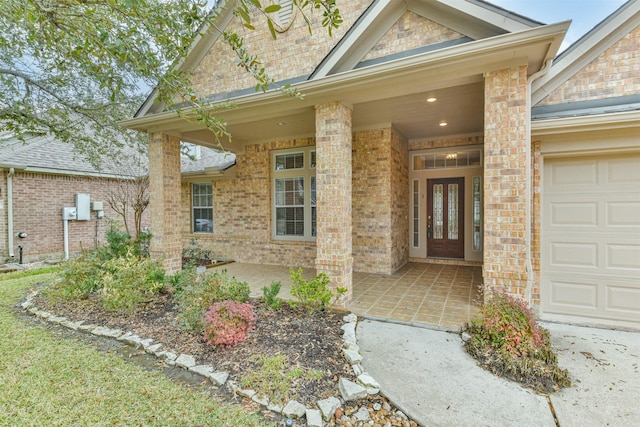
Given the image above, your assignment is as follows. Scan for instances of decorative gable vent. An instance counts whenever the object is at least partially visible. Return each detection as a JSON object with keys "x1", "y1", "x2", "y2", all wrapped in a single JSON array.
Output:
[{"x1": 275, "y1": 0, "x2": 294, "y2": 31}]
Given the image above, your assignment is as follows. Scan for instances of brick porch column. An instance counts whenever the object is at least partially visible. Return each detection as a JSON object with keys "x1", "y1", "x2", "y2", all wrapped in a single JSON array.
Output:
[
  {"x1": 315, "y1": 101, "x2": 353, "y2": 307},
  {"x1": 148, "y1": 132, "x2": 182, "y2": 273},
  {"x1": 483, "y1": 65, "x2": 529, "y2": 298}
]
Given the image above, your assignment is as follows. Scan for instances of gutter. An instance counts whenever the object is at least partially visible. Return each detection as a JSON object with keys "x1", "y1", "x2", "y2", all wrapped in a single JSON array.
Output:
[
  {"x1": 122, "y1": 21, "x2": 570, "y2": 131},
  {"x1": 7, "y1": 168, "x2": 15, "y2": 258},
  {"x1": 525, "y1": 59, "x2": 553, "y2": 305}
]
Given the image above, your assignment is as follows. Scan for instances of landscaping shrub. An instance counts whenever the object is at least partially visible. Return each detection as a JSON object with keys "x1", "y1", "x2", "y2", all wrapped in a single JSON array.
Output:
[
  {"x1": 262, "y1": 280, "x2": 282, "y2": 310},
  {"x1": 290, "y1": 268, "x2": 332, "y2": 313},
  {"x1": 44, "y1": 252, "x2": 103, "y2": 300},
  {"x1": 217, "y1": 272, "x2": 250, "y2": 303},
  {"x1": 98, "y1": 224, "x2": 150, "y2": 260},
  {"x1": 45, "y1": 227, "x2": 164, "y2": 313},
  {"x1": 100, "y1": 249, "x2": 165, "y2": 313},
  {"x1": 182, "y1": 238, "x2": 213, "y2": 267},
  {"x1": 240, "y1": 354, "x2": 322, "y2": 405},
  {"x1": 100, "y1": 225, "x2": 133, "y2": 260},
  {"x1": 175, "y1": 269, "x2": 250, "y2": 333},
  {"x1": 463, "y1": 292, "x2": 571, "y2": 393},
  {"x1": 203, "y1": 301, "x2": 256, "y2": 348}
]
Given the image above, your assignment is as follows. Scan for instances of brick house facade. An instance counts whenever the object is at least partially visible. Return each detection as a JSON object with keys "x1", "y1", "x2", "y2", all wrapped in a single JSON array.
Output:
[
  {"x1": 0, "y1": 137, "x2": 150, "y2": 264},
  {"x1": 124, "y1": 0, "x2": 639, "y2": 327}
]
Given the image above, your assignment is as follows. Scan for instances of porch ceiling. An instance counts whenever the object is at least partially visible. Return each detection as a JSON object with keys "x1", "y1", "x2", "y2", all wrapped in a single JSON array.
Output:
[
  {"x1": 122, "y1": 22, "x2": 569, "y2": 151},
  {"x1": 181, "y1": 81, "x2": 486, "y2": 149}
]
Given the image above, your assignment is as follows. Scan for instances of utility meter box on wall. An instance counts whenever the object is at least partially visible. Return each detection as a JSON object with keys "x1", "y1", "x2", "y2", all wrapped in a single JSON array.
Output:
[
  {"x1": 75, "y1": 193, "x2": 91, "y2": 220},
  {"x1": 62, "y1": 207, "x2": 77, "y2": 220}
]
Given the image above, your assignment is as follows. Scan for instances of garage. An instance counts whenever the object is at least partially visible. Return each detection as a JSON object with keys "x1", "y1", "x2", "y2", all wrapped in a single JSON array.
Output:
[{"x1": 541, "y1": 153, "x2": 640, "y2": 326}]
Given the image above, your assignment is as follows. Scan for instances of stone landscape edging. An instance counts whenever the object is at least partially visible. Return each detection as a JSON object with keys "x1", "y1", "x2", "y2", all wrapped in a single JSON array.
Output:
[{"x1": 19, "y1": 290, "x2": 391, "y2": 426}]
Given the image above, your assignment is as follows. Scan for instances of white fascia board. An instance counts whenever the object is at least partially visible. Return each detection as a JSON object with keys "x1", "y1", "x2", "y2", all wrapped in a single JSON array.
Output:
[
  {"x1": 135, "y1": 0, "x2": 238, "y2": 117},
  {"x1": 313, "y1": 0, "x2": 403, "y2": 78},
  {"x1": 532, "y1": 2, "x2": 640, "y2": 105},
  {"x1": 122, "y1": 22, "x2": 569, "y2": 132},
  {"x1": 412, "y1": 0, "x2": 538, "y2": 35},
  {"x1": 532, "y1": 110, "x2": 640, "y2": 135}
]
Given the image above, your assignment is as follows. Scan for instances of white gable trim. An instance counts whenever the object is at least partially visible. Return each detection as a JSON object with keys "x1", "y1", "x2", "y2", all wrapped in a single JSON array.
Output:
[
  {"x1": 312, "y1": 0, "x2": 541, "y2": 78},
  {"x1": 532, "y1": 0, "x2": 640, "y2": 106},
  {"x1": 122, "y1": 22, "x2": 568, "y2": 136},
  {"x1": 135, "y1": 0, "x2": 238, "y2": 118}
]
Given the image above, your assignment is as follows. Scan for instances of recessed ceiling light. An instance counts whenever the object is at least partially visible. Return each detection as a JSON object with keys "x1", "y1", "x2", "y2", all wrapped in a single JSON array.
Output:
[
  {"x1": 439, "y1": 121, "x2": 448, "y2": 127},
  {"x1": 426, "y1": 97, "x2": 437, "y2": 103},
  {"x1": 277, "y1": 121, "x2": 285, "y2": 126}
]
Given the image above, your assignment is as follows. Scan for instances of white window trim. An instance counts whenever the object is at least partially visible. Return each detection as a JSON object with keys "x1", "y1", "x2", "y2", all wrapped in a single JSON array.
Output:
[
  {"x1": 271, "y1": 146, "x2": 316, "y2": 242},
  {"x1": 192, "y1": 182, "x2": 213, "y2": 234}
]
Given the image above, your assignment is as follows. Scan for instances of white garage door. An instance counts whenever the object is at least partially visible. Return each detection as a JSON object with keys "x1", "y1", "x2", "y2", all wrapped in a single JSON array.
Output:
[{"x1": 542, "y1": 154, "x2": 640, "y2": 326}]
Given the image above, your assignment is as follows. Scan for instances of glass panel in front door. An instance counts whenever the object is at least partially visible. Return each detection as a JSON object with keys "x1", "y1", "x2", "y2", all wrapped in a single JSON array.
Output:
[
  {"x1": 433, "y1": 184, "x2": 443, "y2": 239},
  {"x1": 448, "y1": 183, "x2": 458, "y2": 240}
]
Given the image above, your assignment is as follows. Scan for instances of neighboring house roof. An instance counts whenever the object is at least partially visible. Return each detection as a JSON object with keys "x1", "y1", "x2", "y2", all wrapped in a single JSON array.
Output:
[
  {"x1": 0, "y1": 131, "x2": 234, "y2": 178},
  {"x1": 532, "y1": 0, "x2": 640, "y2": 115},
  {"x1": 181, "y1": 144, "x2": 236, "y2": 177}
]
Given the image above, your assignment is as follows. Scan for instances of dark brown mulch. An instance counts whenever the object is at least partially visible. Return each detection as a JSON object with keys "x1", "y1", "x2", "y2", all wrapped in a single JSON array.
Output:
[{"x1": 32, "y1": 291, "x2": 354, "y2": 407}]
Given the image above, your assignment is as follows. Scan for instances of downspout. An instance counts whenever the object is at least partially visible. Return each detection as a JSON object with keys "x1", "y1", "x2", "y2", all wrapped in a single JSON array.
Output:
[
  {"x1": 525, "y1": 59, "x2": 553, "y2": 305},
  {"x1": 7, "y1": 168, "x2": 15, "y2": 258}
]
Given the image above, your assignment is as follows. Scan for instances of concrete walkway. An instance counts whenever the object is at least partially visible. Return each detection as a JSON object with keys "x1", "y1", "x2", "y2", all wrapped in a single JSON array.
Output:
[{"x1": 357, "y1": 319, "x2": 640, "y2": 426}]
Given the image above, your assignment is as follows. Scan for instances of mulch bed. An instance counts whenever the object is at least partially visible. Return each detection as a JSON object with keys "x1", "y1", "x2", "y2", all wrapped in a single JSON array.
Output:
[{"x1": 32, "y1": 291, "x2": 355, "y2": 407}]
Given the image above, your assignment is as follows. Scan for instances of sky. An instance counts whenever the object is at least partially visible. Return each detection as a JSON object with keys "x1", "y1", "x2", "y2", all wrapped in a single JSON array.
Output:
[{"x1": 486, "y1": 0, "x2": 629, "y2": 52}]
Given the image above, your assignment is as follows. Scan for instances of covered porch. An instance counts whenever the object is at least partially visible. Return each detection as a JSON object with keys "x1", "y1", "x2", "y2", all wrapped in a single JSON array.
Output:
[{"x1": 212, "y1": 262, "x2": 482, "y2": 330}]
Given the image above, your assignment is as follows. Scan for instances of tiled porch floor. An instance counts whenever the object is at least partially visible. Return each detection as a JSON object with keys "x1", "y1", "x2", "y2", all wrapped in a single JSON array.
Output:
[{"x1": 211, "y1": 262, "x2": 482, "y2": 330}]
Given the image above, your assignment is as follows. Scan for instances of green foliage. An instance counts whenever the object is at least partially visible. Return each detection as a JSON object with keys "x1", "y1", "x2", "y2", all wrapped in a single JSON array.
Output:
[
  {"x1": 240, "y1": 354, "x2": 323, "y2": 404},
  {"x1": 203, "y1": 301, "x2": 256, "y2": 348},
  {"x1": 0, "y1": 266, "x2": 61, "y2": 281},
  {"x1": 45, "y1": 228, "x2": 164, "y2": 312},
  {"x1": 0, "y1": 0, "x2": 343, "y2": 163},
  {"x1": 463, "y1": 292, "x2": 571, "y2": 393},
  {"x1": 44, "y1": 252, "x2": 103, "y2": 301},
  {"x1": 166, "y1": 265, "x2": 198, "y2": 296},
  {"x1": 181, "y1": 238, "x2": 213, "y2": 265},
  {"x1": 0, "y1": 274, "x2": 269, "y2": 427},
  {"x1": 175, "y1": 269, "x2": 250, "y2": 333},
  {"x1": 102, "y1": 226, "x2": 133, "y2": 259},
  {"x1": 98, "y1": 224, "x2": 149, "y2": 261},
  {"x1": 100, "y1": 250, "x2": 165, "y2": 313},
  {"x1": 289, "y1": 267, "x2": 332, "y2": 313},
  {"x1": 262, "y1": 280, "x2": 283, "y2": 310}
]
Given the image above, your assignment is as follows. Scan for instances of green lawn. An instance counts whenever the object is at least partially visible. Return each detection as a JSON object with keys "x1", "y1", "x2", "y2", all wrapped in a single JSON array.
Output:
[{"x1": 0, "y1": 270, "x2": 271, "y2": 426}]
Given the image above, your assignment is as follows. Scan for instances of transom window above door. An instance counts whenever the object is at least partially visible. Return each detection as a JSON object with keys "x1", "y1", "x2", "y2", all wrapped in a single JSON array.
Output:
[
  {"x1": 272, "y1": 147, "x2": 316, "y2": 241},
  {"x1": 413, "y1": 148, "x2": 482, "y2": 170}
]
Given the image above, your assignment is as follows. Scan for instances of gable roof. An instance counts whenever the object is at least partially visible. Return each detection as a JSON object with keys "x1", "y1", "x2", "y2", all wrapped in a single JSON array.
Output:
[
  {"x1": 311, "y1": 0, "x2": 543, "y2": 78},
  {"x1": 532, "y1": 0, "x2": 640, "y2": 107},
  {"x1": 0, "y1": 131, "x2": 234, "y2": 178},
  {"x1": 123, "y1": 0, "x2": 567, "y2": 147},
  {"x1": 135, "y1": 0, "x2": 548, "y2": 118},
  {"x1": 0, "y1": 131, "x2": 142, "y2": 178}
]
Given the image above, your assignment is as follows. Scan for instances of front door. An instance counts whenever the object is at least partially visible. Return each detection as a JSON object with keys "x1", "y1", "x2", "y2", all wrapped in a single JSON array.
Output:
[{"x1": 427, "y1": 178, "x2": 464, "y2": 258}]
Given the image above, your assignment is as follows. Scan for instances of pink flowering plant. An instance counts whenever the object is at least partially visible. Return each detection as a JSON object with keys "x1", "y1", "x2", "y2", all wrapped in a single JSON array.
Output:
[
  {"x1": 463, "y1": 292, "x2": 570, "y2": 393},
  {"x1": 203, "y1": 301, "x2": 256, "y2": 348}
]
